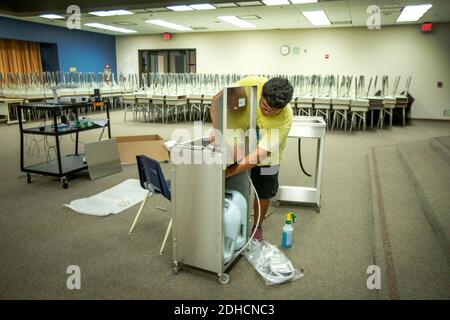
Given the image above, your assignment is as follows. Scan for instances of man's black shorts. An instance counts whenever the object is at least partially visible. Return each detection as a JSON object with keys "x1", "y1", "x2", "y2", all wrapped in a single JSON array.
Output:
[{"x1": 250, "y1": 165, "x2": 279, "y2": 199}]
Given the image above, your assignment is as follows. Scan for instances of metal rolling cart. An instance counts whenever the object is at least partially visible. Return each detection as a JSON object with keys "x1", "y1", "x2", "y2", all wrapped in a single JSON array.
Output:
[
  {"x1": 170, "y1": 85, "x2": 257, "y2": 284},
  {"x1": 18, "y1": 101, "x2": 111, "y2": 188},
  {"x1": 274, "y1": 116, "x2": 326, "y2": 212}
]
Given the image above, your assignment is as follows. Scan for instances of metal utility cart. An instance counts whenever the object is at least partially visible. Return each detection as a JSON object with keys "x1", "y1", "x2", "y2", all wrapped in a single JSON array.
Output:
[
  {"x1": 170, "y1": 85, "x2": 257, "y2": 284},
  {"x1": 18, "y1": 101, "x2": 111, "y2": 188},
  {"x1": 274, "y1": 116, "x2": 326, "y2": 212}
]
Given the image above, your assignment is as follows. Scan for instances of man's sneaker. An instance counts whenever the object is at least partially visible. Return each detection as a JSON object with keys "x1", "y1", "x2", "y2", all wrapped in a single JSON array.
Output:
[{"x1": 251, "y1": 225, "x2": 263, "y2": 242}]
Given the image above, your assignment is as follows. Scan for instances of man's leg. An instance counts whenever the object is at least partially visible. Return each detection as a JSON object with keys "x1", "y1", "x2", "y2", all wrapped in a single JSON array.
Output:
[
  {"x1": 254, "y1": 197, "x2": 271, "y2": 227},
  {"x1": 250, "y1": 165, "x2": 279, "y2": 241}
]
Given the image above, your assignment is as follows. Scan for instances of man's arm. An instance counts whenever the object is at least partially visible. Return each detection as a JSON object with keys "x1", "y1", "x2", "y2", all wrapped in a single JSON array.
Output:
[
  {"x1": 225, "y1": 147, "x2": 270, "y2": 178},
  {"x1": 210, "y1": 87, "x2": 269, "y2": 177}
]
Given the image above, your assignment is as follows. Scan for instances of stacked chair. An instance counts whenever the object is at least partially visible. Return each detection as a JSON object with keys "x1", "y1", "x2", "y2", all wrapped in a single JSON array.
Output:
[{"x1": 0, "y1": 70, "x2": 412, "y2": 131}]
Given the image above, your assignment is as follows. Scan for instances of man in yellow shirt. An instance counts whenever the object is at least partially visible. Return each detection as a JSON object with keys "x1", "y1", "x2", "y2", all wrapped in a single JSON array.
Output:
[{"x1": 211, "y1": 76, "x2": 293, "y2": 241}]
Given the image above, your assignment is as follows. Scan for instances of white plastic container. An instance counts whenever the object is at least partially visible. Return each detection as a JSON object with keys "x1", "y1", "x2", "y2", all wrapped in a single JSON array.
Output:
[{"x1": 223, "y1": 189, "x2": 247, "y2": 264}]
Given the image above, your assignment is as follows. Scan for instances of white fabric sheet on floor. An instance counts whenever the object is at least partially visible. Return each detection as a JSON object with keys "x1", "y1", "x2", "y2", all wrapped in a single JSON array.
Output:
[{"x1": 63, "y1": 179, "x2": 147, "y2": 216}]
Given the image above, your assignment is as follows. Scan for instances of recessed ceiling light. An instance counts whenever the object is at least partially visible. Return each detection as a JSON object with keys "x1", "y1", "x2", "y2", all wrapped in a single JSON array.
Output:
[
  {"x1": 113, "y1": 21, "x2": 138, "y2": 26},
  {"x1": 146, "y1": 19, "x2": 193, "y2": 31},
  {"x1": 147, "y1": 8, "x2": 171, "y2": 12},
  {"x1": 238, "y1": 15, "x2": 262, "y2": 20},
  {"x1": 133, "y1": 9, "x2": 151, "y2": 14},
  {"x1": 237, "y1": 1, "x2": 264, "y2": 7},
  {"x1": 290, "y1": 0, "x2": 317, "y2": 4},
  {"x1": 89, "y1": 10, "x2": 133, "y2": 16},
  {"x1": 189, "y1": 4, "x2": 216, "y2": 10},
  {"x1": 84, "y1": 22, "x2": 137, "y2": 33},
  {"x1": 39, "y1": 14, "x2": 65, "y2": 19},
  {"x1": 302, "y1": 10, "x2": 331, "y2": 26},
  {"x1": 380, "y1": 7, "x2": 402, "y2": 14},
  {"x1": 332, "y1": 20, "x2": 352, "y2": 26},
  {"x1": 262, "y1": 0, "x2": 290, "y2": 6},
  {"x1": 167, "y1": 5, "x2": 194, "y2": 11},
  {"x1": 396, "y1": 4, "x2": 432, "y2": 22},
  {"x1": 215, "y1": 3, "x2": 238, "y2": 8},
  {"x1": 218, "y1": 16, "x2": 257, "y2": 28}
]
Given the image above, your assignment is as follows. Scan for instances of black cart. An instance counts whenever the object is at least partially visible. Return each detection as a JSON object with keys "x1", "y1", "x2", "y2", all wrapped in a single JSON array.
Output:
[{"x1": 18, "y1": 101, "x2": 111, "y2": 188}]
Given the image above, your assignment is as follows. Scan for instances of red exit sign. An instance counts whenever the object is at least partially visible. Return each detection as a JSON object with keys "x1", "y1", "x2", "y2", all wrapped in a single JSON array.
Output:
[
  {"x1": 163, "y1": 33, "x2": 171, "y2": 40},
  {"x1": 422, "y1": 22, "x2": 432, "y2": 32}
]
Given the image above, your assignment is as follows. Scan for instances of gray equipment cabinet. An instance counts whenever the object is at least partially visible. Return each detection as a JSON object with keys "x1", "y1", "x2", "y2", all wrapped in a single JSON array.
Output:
[{"x1": 170, "y1": 85, "x2": 257, "y2": 284}]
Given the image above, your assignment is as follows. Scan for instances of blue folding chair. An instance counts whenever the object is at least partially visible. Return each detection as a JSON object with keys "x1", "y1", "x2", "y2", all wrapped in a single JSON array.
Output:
[{"x1": 129, "y1": 155, "x2": 172, "y2": 255}]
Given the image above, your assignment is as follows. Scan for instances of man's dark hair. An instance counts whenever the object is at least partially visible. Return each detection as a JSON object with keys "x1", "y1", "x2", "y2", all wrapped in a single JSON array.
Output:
[{"x1": 262, "y1": 77, "x2": 294, "y2": 109}]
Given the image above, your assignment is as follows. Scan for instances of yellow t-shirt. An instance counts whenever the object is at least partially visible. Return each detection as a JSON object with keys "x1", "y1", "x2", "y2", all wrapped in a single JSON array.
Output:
[{"x1": 235, "y1": 76, "x2": 293, "y2": 166}]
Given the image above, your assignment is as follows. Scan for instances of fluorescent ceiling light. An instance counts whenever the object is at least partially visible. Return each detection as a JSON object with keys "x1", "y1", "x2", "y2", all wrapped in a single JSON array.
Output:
[
  {"x1": 302, "y1": 10, "x2": 331, "y2": 25},
  {"x1": 215, "y1": 3, "x2": 238, "y2": 7},
  {"x1": 39, "y1": 14, "x2": 65, "y2": 19},
  {"x1": 262, "y1": 0, "x2": 290, "y2": 5},
  {"x1": 396, "y1": 4, "x2": 432, "y2": 22},
  {"x1": 84, "y1": 23, "x2": 137, "y2": 33},
  {"x1": 290, "y1": 0, "x2": 317, "y2": 4},
  {"x1": 189, "y1": 4, "x2": 216, "y2": 10},
  {"x1": 218, "y1": 16, "x2": 256, "y2": 28},
  {"x1": 146, "y1": 19, "x2": 193, "y2": 31},
  {"x1": 167, "y1": 5, "x2": 194, "y2": 11},
  {"x1": 238, "y1": 1, "x2": 264, "y2": 6},
  {"x1": 238, "y1": 15, "x2": 262, "y2": 20},
  {"x1": 88, "y1": 10, "x2": 133, "y2": 16},
  {"x1": 147, "y1": 8, "x2": 171, "y2": 12}
]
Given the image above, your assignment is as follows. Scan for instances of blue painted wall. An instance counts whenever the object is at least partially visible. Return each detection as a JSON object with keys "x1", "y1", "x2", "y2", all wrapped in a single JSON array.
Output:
[{"x1": 0, "y1": 16, "x2": 116, "y2": 74}]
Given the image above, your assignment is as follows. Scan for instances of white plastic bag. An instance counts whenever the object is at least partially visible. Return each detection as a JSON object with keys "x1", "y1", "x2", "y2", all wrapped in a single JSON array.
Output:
[{"x1": 243, "y1": 240, "x2": 304, "y2": 285}]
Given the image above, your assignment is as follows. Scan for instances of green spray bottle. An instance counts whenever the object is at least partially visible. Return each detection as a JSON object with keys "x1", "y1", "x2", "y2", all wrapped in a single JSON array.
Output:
[{"x1": 281, "y1": 212, "x2": 297, "y2": 249}]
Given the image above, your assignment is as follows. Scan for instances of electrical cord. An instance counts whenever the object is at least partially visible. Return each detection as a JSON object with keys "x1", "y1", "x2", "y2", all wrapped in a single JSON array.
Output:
[
  {"x1": 70, "y1": 133, "x2": 85, "y2": 146},
  {"x1": 98, "y1": 126, "x2": 106, "y2": 141},
  {"x1": 34, "y1": 136, "x2": 42, "y2": 158},
  {"x1": 298, "y1": 138, "x2": 311, "y2": 177},
  {"x1": 45, "y1": 135, "x2": 63, "y2": 161},
  {"x1": 253, "y1": 244, "x2": 297, "y2": 284},
  {"x1": 239, "y1": 174, "x2": 300, "y2": 285},
  {"x1": 24, "y1": 118, "x2": 47, "y2": 160},
  {"x1": 25, "y1": 135, "x2": 35, "y2": 158},
  {"x1": 25, "y1": 134, "x2": 45, "y2": 159},
  {"x1": 233, "y1": 172, "x2": 261, "y2": 257}
]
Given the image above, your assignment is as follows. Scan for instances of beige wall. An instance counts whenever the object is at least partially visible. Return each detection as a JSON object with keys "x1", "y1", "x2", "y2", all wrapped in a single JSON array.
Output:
[{"x1": 116, "y1": 23, "x2": 450, "y2": 119}]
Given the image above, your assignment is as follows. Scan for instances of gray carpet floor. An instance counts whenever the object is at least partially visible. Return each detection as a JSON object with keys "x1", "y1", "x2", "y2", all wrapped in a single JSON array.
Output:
[{"x1": 0, "y1": 111, "x2": 449, "y2": 299}]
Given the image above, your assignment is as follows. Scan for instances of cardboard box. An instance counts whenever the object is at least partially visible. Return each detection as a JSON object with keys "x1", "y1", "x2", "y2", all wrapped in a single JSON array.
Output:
[{"x1": 115, "y1": 134, "x2": 170, "y2": 164}]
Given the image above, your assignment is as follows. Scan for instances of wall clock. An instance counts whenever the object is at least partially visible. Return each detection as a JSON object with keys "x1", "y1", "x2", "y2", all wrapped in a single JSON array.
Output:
[{"x1": 280, "y1": 45, "x2": 290, "y2": 56}]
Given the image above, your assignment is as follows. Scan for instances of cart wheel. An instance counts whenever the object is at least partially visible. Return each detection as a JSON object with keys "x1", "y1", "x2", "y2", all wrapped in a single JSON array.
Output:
[
  {"x1": 273, "y1": 200, "x2": 280, "y2": 207},
  {"x1": 315, "y1": 204, "x2": 321, "y2": 213},
  {"x1": 61, "y1": 177, "x2": 68, "y2": 189},
  {"x1": 218, "y1": 273, "x2": 230, "y2": 285},
  {"x1": 173, "y1": 262, "x2": 180, "y2": 275},
  {"x1": 26, "y1": 174, "x2": 31, "y2": 184}
]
